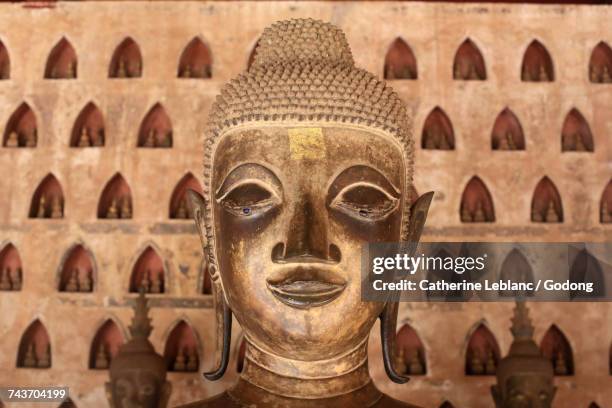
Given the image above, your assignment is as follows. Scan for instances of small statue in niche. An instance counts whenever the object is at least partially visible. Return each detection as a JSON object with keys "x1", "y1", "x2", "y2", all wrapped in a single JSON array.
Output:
[
  {"x1": 106, "y1": 289, "x2": 172, "y2": 408},
  {"x1": 92, "y1": 129, "x2": 104, "y2": 147},
  {"x1": 149, "y1": 272, "x2": 162, "y2": 294},
  {"x1": 50, "y1": 196, "x2": 63, "y2": 218},
  {"x1": 133, "y1": 61, "x2": 142, "y2": 77},
  {"x1": 180, "y1": 65, "x2": 192, "y2": 78},
  {"x1": 11, "y1": 267, "x2": 21, "y2": 290},
  {"x1": 574, "y1": 132, "x2": 586, "y2": 152},
  {"x1": 601, "y1": 201, "x2": 611, "y2": 223},
  {"x1": 538, "y1": 65, "x2": 549, "y2": 82},
  {"x1": 473, "y1": 202, "x2": 486, "y2": 222},
  {"x1": 116, "y1": 60, "x2": 127, "y2": 78},
  {"x1": 553, "y1": 351, "x2": 567, "y2": 375},
  {"x1": 65, "y1": 268, "x2": 79, "y2": 292},
  {"x1": 25, "y1": 129, "x2": 36, "y2": 147},
  {"x1": 96, "y1": 343, "x2": 109, "y2": 369},
  {"x1": 79, "y1": 270, "x2": 92, "y2": 292},
  {"x1": 521, "y1": 66, "x2": 532, "y2": 82},
  {"x1": 106, "y1": 198, "x2": 119, "y2": 219},
  {"x1": 491, "y1": 302, "x2": 556, "y2": 408},
  {"x1": 159, "y1": 132, "x2": 172, "y2": 148},
  {"x1": 470, "y1": 349, "x2": 485, "y2": 375},
  {"x1": 407, "y1": 349, "x2": 424, "y2": 375},
  {"x1": 485, "y1": 349, "x2": 497, "y2": 375},
  {"x1": 175, "y1": 198, "x2": 188, "y2": 219},
  {"x1": 181, "y1": 18, "x2": 433, "y2": 408},
  {"x1": 461, "y1": 206, "x2": 473, "y2": 222},
  {"x1": 67, "y1": 61, "x2": 76, "y2": 79},
  {"x1": 120, "y1": 196, "x2": 131, "y2": 219},
  {"x1": 544, "y1": 201, "x2": 559, "y2": 223},
  {"x1": 144, "y1": 130, "x2": 156, "y2": 148},
  {"x1": 531, "y1": 207, "x2": 543, "y2": 222},
  {"x1": 6, "y1": 131, "x2": 19, "y2": 147},
  {"x1": 37, "y1": 196, "x2": 47, "y2": 218},
  {"x1": 186, "y1": 348, "x2": 198, "y2": 372},
  {"x1": 139, "y1": 270, "x2": 151, "y2": 293},
  {"x1": 467, "y1": 63, "x2": 479, "y2": 80},
  {"x1": 498, "y1": 133, "x2": 510, "y2": 151},
  {"x1": 0, "y1": 267, "x2": 11, "y2": 290},
  {"x1": 602, "y1": 65, "x2": 611, "y2": 83},
  {"x1": 24, "y1": 343, "x2": 37, "y2": 367},
  {"x1": 37, "y1": 344, "x2": 51, "y2": 368},
  {"x1": 173, "y1": 349, "x2": 186, "y2": 371},
  {"x1": 78, "y1": 128, "x2": 91, "y2": 147},
  {"x1": 394, "y1": 347, "x2": 407, "y2": 375}
]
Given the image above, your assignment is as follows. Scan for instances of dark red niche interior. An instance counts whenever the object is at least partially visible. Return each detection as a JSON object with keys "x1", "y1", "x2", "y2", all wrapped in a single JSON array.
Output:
[
  {"x1": 453, "y1": 39, "x2": 486, "y2": 80},
  {"x1": 59, "y1": 245, "x2": 94, "y2": 292},
  {"x1": 491, "y1": 108, "x2": 525, "y2": 150},
  {"x1": 3, "y1": 103, "x2": 37, "y2": 148},
  {"x1": 421, "y1": 107, "x2": 455, "y2": 150},
  {"x1": 0, "y1": 40, "x2": 10, "y2": 79},
  {"x1": 163, "y1": 321, "x2": 199, "y2": 372},
  {"x1": 561, "y1": 108, "x2": 594, "y2": 152},
  {"x1": 97, "y1": 173, "x2": 132, "y2": 219},
  {"x1": 28, "y1": 173, "x2": 64, "y2": 219},
  {"x1": 169, "y1": 173, "x2": 203, "y2": 219},
  {"x1": 16, "y1": 319, "x2": 51, "y2": 368},
  {"x1": 531, "y1": 177, "x2": 563, "y2": 222},
  {"x1": 137, "y1": 103, "x2": 173, "y2": 148},
  {"x1": 465, "y1": 324, "x2": 501, "y2": 375},
  {"x1": 521, "y1": 40, "x2": 554, "y2": 82},
  {"x1": 384, "y1": 37, "x2": 417, "y2": 80},
  {"x1": 178, "y1": 37, "x2": 212, "y2": 78},
  {"x1": 395, "y1": 324, "x2": 427, "y2": 375},
  {"x1": 109, "y1": 37, "x2": 142, "y2": 78},
  {"x1": 540, "y1": 325, "x2": 574, "y2": 375},
  {"x1": 129, "y1": 246, "x2": 165, "y2": 293},
  {"x1": 0, "y1": 243, "x2": 23, "y2": 291},
  {"x1": 460, "y1": 176, "x2": 495, "y2": 222},
  {"x1": 44, "y1": 37, "x2": 77, "y2": 79},
  {"x1": 70, "y1": 102, "x2": 105, "y2": 147},
  {"x1": 589, "y1": 42, "x2": 612, "y2": 83},
  {"x1": 89, "y1": 319, "x2": 124, "y2": 369}
]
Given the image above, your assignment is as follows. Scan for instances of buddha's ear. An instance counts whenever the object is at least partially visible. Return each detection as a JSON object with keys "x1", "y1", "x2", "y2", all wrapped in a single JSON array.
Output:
[
  {"x1": 204, "y1": 288, "x2": 232, "y2": 381},
  {"x1": 404, "y1": 191, "x2": 434, "y2": 245},
  {"x1": 186, "y1": 189, "x2": 208, "y2": 250},
  {"x1": 379, "y1": 301, "x2": 409, "y2": 384}
]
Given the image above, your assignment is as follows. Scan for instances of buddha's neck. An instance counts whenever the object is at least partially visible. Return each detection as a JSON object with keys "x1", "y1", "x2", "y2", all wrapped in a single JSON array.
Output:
[{"x1": 233, "y1": 336, "x2": 379, "y2": 402}]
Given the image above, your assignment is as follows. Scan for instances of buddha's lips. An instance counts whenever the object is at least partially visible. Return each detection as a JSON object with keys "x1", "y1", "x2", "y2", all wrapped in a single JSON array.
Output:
[{"x1": 266, "y1": 268, "x2": 346, "y2": 309}]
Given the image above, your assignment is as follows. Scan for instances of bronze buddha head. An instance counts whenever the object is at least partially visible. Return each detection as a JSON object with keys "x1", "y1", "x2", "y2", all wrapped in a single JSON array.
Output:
[
  {"x1": 187, "y1": 18, "x2": 431, "y2": 406},
  {"x1": 106, "y1": 291, "x2": 171, "y2": 408},
  {"x1": 491, "y1": 302, "x2": 556, "y2": 408}
]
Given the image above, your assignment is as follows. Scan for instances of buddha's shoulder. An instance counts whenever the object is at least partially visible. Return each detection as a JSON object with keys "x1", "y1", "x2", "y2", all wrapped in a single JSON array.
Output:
[
  {"x1": 372, "y1": 394, "x2": 423, "y2": 408},
  {"x1": 174, "y1": 391, "x2": 241, "y2": 408}
]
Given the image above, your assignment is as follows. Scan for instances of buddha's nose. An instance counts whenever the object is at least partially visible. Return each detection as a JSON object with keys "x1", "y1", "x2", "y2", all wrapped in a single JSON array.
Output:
[{"x1": 273, "y1": 194, "x2": 341, "y2": 263}]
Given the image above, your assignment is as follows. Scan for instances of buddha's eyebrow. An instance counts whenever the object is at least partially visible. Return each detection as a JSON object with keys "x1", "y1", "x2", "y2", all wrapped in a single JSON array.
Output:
[
  {"x1": 328, "y1": 165, "x2": 401, "y2": 198},
  {"x1": 215, "y1": 163, "x2": 282, "y2": 199}
]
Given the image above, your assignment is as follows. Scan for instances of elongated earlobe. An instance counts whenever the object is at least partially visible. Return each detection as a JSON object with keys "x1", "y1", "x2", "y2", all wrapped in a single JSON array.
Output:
[{"x1": 204, "y1": 283, "x2": 232, "y2": 381}]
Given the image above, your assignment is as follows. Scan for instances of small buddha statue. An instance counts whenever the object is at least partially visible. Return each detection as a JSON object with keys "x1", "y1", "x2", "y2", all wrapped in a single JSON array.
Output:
[
  {"x1": 0, "y1": 267, "x2": 10, "y2": 290},
  {"x1": 470, "y1": 349, "x2": 485, "y2": 375},
  {"x1": 140, "y1": 270, "x2": 151, "y2": 293},
  {"x1": 37, "y1": 196, "x2": 47, "y2": 218},
  {"x1": 467, "y1": 63, "x2": 479, "y2": 80},
  {"x1": 491, "y1": 302, "x2": 556, "y2": 408},
  {"x1": 160, "y1": 131, "x2": 172, "y2": 148},
  {"x1": 174, "y1": 349, "x2": 186, "y2": 372},
  {"x1": 461, "y1": 206, "x2": 473, "y2": 223},
  {"x1": 394, "y1": 347, "x2": 407, "y2": 375},
  {"x1": 506, "y1": 131, "x2": 516, "y2": 150},
  {"x1": 186, "y1": 347, "x2": 199, "y2": 372},
  {"x1": 120, "y1": 196, "x2": 132, "y2": 219},
  {"x1": 79, "y1": 270, "x2": 93, "y2": 292},
  {"x1": 544, "y1": 201, "x2": 559, "y2": 223},
  {"x1": 553, "y1": 351, "x2": 568, "y2": 376},
  {"x1": 50, "y1": 195, "x2": 63, "y2": 219},
  {"x1": 181, "y1": 64, "x2": 192, "y2": 78},
  {"x1": 149, "y1": 272, "x2": 162, "y2": 294},
  {"x1": 93, "y1": 129, "x2": 105, "y2": 147},
  {"x1": 144, "y1": 129, "x2": 156, "y2": 147},
  {"x1": 106, "y1": 198, "x2": 119, "y2": 219},
  {"x1": 473, "y1": 202, "x2": 486, "y2": 222},
  {"x1": 6, "y1": 131, "x2": 19, "y2": 147},
  {"x1": 438, "y1": 130, "x2": 451, "y2": 150},
  {"x1": 117, "y1": 60, "x2": 127, "y2": 78},
  {"x1": 24, "y1": 343, "x2": 37, "y2": 367},
  {"x1": 67, "y1": 61, "x2": 76, "y2": 79},
  {"x1": 531, "y1": 207, "x2": 543, "y2": 222},
  {"x1": 25, "y1": 129, "x2": 36, "y2": 147},
  {"x1": 65, "y1": 268, "x2": 79, "y2": 292},
  {"x1": 485, "y1": 349, "x2": 497, "y2": 375},
  {"x1": 601, "y1": 201, "x2": 611, "y2": 223},
  {"x1": 497, "y1": 133, "x2": 510, "y2": 150},
  {"x1": 11, "y1": 267, "x2": 22, "y2": 290},
  {"x1": 589, "y1": 65, "x2": 598, "y2": 83},
  {"x1": 521, "y1": 65, "x2": 532, "y2": 82},
  {"x1": 538, "y1": 65, "x2": 549, "y2": 82},
  {"x1": 133, "y1": 60, "x2": 142, "y2": 77},
  {"x1": 181, "y1": 19, "x2": 433, "y2": 408},
  {"x1": 37, "y1": 344, "x2": 51, "y2": 368},
  {"x1": 78, "y1": 127, "x2": 91, "y2": 147},
  {"x1": 574, "y1": 132, "x2": 586, "y2": 152},
  {"x1": 407, "y1": 349, "x2": 424, "y2": 375},
  {"x1": 601, "y1": 65, "x2": 611, "y2": 82},
  {"x1": 96, "y1": 343, "x2": 109, "y2": 369},
  {"x1": 175, "y1": 198, "x2": 188, "y2": 219},
  {"x1": 423, "y1": 129, "x2": 437, "y2": 149},
  {"x1": 106, "y1": 289, "x2": 172, "y2": 408}
]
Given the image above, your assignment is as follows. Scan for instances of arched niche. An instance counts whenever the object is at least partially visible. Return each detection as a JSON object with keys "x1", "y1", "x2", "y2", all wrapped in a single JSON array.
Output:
[
  {"x1": 178, "y1": 37, "x2": 212, "y2": 79},
  {"x1": 453, "y1": 38, "x2": 486, "y2": 80},
  {"x1": 383, "y1": 37, "x2": 417, "y2": 80},
  {"x1": 44, "y1": 38, "x2": 77, "y2": 79},
  {"x1": 569, "y1": 250, "x2": 604, "y2": 299},
  {"x1": 0, "y1": 243, "x2": 23, "y2": 291},
  {"x1": 0, "y1": 40, "x2": 10, "y2": 79},
  {"x1": 521, "y1": 40, "x2": 554, "y2": 82},
  {"x1": 540, "y1": 325, "x2": 574, "y2": 375},
  {"x1": 3, "y1": 102, "x2": 37, "y2": 148},
  {"x1": 58, "y1": 244, "x2": 94, "y2": 293},
  {"x1": 440, "y1": 402, "x2": 455, "y2": 408},
  {"x1": 531, "y1": 177, "x2": 563, "y2": 223},
  {"x1": 426, "y1": 247, "x2": 468, "y2": 301},
  {"x1": 465, "y1": 323, "x2": 501, "y2": 375},
  {"x1": 29, "y1": 173, "x2": 64, "y2": 219},
  {"x1": 491, "y1": 108, "x2": 525, "y2": 150},
  {"x1": 499, "y1": 249, "x2": 534, "y2": 297},
  {"x1": 421, "y1": 107, "x2": 455, "y2": 150},
  {"x1": 58, "y1": 398, "x2": 76, "y2": 408},
  {"x1": 89, "y1": 319, "x2": 124, "y2": 369},
  {"x1": 137, "y1": 103, "x2": 172, "y2": 148},
  {"x1": 97, "y1": 173, "x2": 132, "y2": 219},
  {"x1": 16, "y1": 319, "x2": 51, "y2": 368},
  {"x1": 236, "y1": 337, "x2": 246, "y2": 373},
  {"x1": 201, "y1": 262, "x2": 212, "y2": 295},
  {"x1": 395, "y1": 324, "x2": 427, "y2": 375},
  {"x1": 169, "y1": 173, "x2": 202, "y2": 219},
  {"x1": 561, "y1": 108, "x2": 594, "y2": 152},
  {"x1": 247, "y1": 39, "x2": 260, "y2": 70},
  {"x1": 589, "y1": 42, "x2": 612, "y2": 83},
  {"x1": 109, "y1": 37, "x2": 142, "y2": 78},
  {"x1": 70, "y1": 102, "x2": 105, "y2": 147},
  {"x1": 601, "y1": 179, "x2": 612, "y2": 223},
  {"x1": 129, "y1": 246, "x2": 165, "y2": 294},
  {"x1": 460, "y1": 176, "x2": 495, "y2": 222},
  {"x1": 163, "y1": 320, "x2": 200, "y2": 372}
]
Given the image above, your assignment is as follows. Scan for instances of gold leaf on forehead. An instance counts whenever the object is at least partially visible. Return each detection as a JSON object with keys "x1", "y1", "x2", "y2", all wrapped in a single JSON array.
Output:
[{"x1": 288, "y1": 127, "x2": 326, "y2": 160}]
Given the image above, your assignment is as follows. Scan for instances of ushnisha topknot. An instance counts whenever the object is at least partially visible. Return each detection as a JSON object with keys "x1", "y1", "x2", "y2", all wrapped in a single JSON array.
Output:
[{"x1": 202, "y1": 18, "x2": 415, "y2": 275}]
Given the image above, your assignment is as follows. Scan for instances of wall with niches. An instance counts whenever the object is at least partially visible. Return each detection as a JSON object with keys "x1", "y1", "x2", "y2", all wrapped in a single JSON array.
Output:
[{"x1": 0, "y1": 1, "x2": 610, "y2": 408}]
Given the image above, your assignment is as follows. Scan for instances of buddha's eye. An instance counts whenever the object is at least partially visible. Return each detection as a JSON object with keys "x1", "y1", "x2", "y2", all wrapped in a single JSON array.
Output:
[
  {"x1": 219, "y1": 182, "x2": 279, "y2": 217},
  {"x1": 331, "y1": 183, "x2": 398, "y2": 221}
]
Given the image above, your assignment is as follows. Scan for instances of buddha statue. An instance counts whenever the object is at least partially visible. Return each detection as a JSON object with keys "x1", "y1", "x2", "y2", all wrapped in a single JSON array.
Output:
[
  {"x1": 183, "y1": 18, "x2": 433, "y2": 408},
  {"x1": 78, "y1": 127, "x2": 91, "y2": 147},
  {"x1": 106, "y1": 289, "x2": 171, "y2": 408},
  {"x1": 492, "y1": 302, "x2": 556, "y2": 408},
  {"x1": 6, "y1": 131, "x2": 19, "y2": 147}
]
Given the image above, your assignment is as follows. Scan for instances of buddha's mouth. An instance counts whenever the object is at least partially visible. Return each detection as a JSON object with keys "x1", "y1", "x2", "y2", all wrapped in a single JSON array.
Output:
[{"x1": 266, "y1": 267, "x2": 347, "y2": 309}]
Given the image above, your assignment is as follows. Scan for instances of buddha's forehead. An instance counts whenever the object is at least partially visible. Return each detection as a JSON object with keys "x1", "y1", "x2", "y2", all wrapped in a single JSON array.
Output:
[{"x1": 211, "y1": 125, "x2": 406, "y2": 187}]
